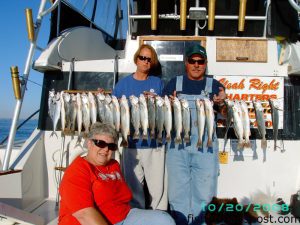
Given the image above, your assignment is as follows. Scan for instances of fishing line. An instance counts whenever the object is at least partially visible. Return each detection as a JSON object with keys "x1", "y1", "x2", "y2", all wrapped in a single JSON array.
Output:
[{"x1": 18, "y1": 75, "x2": 45, "y2": 88}]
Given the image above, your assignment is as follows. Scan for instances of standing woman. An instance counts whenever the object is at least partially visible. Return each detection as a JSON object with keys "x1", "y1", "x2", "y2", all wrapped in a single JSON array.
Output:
[
  {"x1": 59, "y1": 122, "x2": 174, "y2": 225},
  {"x1": 112, "y1": 44, "x2": 168, "y2": 210}
]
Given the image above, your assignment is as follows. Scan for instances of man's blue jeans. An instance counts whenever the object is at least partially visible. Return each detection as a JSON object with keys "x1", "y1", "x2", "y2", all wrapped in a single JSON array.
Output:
[{"x1": 166, "y1": 148, "x2": 219, "y2": 225}]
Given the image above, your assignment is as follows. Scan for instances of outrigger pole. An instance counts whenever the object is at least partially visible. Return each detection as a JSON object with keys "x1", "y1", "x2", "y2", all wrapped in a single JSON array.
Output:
[
  {"x1": 151, "y1": 0, "x2": 158, "y2": 30},
  {"x1": 2, "y1": 0, "x2": 61, "y2": 171}
]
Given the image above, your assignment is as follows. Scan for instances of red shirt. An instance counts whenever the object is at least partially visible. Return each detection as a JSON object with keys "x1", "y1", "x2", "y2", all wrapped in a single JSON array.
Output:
[{"x1": 58, "y1": 157, "x2": 132, "y2": 225}]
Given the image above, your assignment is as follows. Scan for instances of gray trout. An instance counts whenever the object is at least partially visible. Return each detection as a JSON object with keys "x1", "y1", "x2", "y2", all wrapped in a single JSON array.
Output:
[
  {"x1": 240, "y1": 100, "x2": 251, "y2": 148},
  {"x1": 172, "y1": 97, "x2": 182, "y2": 144},
  {"x1": 203, "y1": 98, "x2": 215, "y2": 147},
  {"x1": 63, "y1": 92, "x2": 72, "y2": 130},
  {"x1": 104, "y1": 94, "x2": 114, "y2": 126},
  {"x1": 164, "y1": 96, "x2": 172, "y2": 142},
  {"x1": 130, "y1": 95, "x2": 140, "y2": 140},
  {"x1": 181, "y1": 99, "x2": 190, "y2": 143},
  {"x1": 81, "y1": 93, "x2": 91, "y2": 133},
  {"x1": 196, "y1": 99, "x2": 205, "y2": 148},
  {"x1": 120, "y1": 95, "x2": 130, "y2": 147},
  {"x1": 139, "y1": 94, "x2": 149, "y2": 140},
  {"x1": 155, "y1": 96, "x2": 165, "y2": 143},
  {"x1": 232, "y1": 101, "x2": 244, "y2": 150},
  {"x1": 88, "y1": 92, "x2": 97, "y2": 124},
  {"x1": 268, "y1": 98, "x2": 280, "y2": 151},
  {"x1": 112, "y1": 95, "x2": 121, "y2": 132},
  {"x1": 96, "y1": 93, "x2": 106, "y2": 122},
  {"x1": 224, "y1": 99, "x2": 234, "y2": 140},
  {"x1": 60, "y1": 91, "x2": 66, "y2": 132},
  {"x1": 147, "y1": 95, "x2": 156, "y2": 139},
  {"x1": 48, "y1": 90, "x2": 61, "y2": 137},
  {"x1": 70, "y1": 94, "x2": 77, "y2": 132},
  {"x1": 76, "y1": 93, "x2": 82, "y2": 137},
  {"x1": 253, "y1": 100, "x2": 267, "y2": 149}
]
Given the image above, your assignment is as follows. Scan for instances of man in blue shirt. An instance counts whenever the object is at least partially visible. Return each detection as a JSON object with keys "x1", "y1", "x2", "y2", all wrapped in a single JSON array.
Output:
[
  {"x1": 113, "y1": 44, "x2": 167, "y2": 210},
  {"x1": 163, "y1": 44, "x2": 226, "y2": 225}
]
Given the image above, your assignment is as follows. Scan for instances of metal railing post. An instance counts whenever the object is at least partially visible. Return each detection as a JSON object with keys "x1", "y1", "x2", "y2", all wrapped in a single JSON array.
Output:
[{"x1": 2, "y1": 0, "x2": 54, "y2": 171}]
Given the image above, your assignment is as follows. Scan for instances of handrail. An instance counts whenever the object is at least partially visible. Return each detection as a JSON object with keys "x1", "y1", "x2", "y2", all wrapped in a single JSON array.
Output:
[
  {"x1": 129, "y1": 14, "x2": 266, "y2": 21},
  {"x1": 0, "y1": 110, "x2": 39, "y2": 145},
  {"x1": 2, "y1": 0, "x2": 49, "y2": 171},
  {"x1": 39, "y1": 0, "x2": 61, "y2": 17},
  {"x1": 127, "y1": 0, "x2": 269, "y2": 36},
  {"x1": 288, "y1": 0, "x2": 300, "y2": 12}
]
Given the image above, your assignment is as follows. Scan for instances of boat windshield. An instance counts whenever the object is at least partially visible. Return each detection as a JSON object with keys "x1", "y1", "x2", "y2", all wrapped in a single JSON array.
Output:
[{"x1": 62, "y1": 0, "x2": 131, "y2": 40}]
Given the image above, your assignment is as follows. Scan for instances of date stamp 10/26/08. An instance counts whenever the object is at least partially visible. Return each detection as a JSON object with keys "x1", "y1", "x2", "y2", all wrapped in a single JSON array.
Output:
[{"x1": 202, "y1": 202, "x2": 290, "y2": 213}]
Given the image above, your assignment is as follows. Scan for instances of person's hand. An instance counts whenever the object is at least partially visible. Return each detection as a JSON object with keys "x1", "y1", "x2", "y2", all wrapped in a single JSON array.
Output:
[
  {"x1": 213, "y1": 87, "x2": 226, "y2": 105},
  {"x1": 97, "y1": 88, "x2": 112, "y2": 95},
  {"x1": 97, "y1": 88, "x2": 105, "y2": 94},
  {"x1": 143, "y1": 91, "x2": 157, "y2": 97},
  {"x1": 168, "y1": 91, "x2": 177, "y2": 100}
]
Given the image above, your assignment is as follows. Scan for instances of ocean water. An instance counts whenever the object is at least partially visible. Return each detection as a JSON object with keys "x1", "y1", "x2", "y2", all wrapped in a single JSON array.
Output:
[{"x1": 0, "y1": 119, "x2": 38, "y2": 144}]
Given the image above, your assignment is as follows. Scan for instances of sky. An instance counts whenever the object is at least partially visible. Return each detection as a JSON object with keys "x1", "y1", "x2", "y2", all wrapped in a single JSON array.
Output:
[
  {"x1": 0, "y1": 1, "x2": 51, "y2": 119},
  {"x1": 0, "y1": 0, "x2": 127, "y2": 120}
]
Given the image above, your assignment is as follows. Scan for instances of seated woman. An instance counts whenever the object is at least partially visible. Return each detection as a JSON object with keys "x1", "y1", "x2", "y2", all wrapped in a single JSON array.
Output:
[{"x1": 58, "y1": 122, "x2": 175, "y2": 225}]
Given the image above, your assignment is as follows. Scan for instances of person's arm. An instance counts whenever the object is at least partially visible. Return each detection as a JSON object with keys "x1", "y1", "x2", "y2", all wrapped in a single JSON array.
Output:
[
  {"x1": 213, "y1": 83, "x2": 226, "y2": 114},
  {"x1": 73, "y1": 207, "x2": 109, "y2": 225},
  {"x1": 213, "y1": 86, "x2": 226, "y2": 105},
  {"x1": 112, "y1": 83, "x2": 119, "y2": 98}
]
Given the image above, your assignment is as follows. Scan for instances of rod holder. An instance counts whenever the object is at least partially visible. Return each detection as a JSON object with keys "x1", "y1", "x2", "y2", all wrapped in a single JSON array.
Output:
[
  {"x1": 180, "y1": 0, "x2": 187, "y2": 30},
  {"x1": 151, "y1": 0, "x2": 158, "y2": 30},
  {"x1": 238, "y1": 0, "x2": 247, "y2": 32},
  {"x1": 11, "y1": 66, "x2": 21, "y2": 100},
  {"x1": 208, "y1": 0, "x2": 216, "y2": 31},
  {"x1": 25, "y1": 8, "x2": 35, "y2": 41}
]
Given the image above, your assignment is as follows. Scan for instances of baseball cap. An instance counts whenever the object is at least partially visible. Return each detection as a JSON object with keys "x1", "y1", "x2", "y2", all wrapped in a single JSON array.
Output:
[{"x1": 185, "y1": 44, "x2": 207, "y2": 59}]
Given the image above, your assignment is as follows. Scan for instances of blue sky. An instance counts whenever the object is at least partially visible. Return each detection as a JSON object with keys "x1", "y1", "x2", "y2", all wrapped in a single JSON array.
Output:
[
  {"x1": 0, "y1": 1, "x2": 128, "y2": 119},
  {"x1": 0, "y1": 1, "x2": 51, "y2": 119}
]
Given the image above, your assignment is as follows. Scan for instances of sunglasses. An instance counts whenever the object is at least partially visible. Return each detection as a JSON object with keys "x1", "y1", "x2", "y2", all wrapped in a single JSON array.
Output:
[
  {"x1": 187, "y1": 58, "x2": 206, "y2": 65},
  {"x1": 138, "y1": 55, "x2": 151, "y2": 63},
  {"x1": 92, "y1": 139, "x2": 118, "y2": 151}
]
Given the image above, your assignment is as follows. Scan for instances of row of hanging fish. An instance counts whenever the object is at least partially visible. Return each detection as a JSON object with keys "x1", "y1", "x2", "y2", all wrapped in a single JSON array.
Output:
[
  {"x1": 48, "y1": 90, "x2": 216, "y2": 147},
  {"x1": 224, "y1": 98, "x2": 281, "y2": 150},
  {"x1": 48, "y1": 90, "x2": 281, "y2": 150}
]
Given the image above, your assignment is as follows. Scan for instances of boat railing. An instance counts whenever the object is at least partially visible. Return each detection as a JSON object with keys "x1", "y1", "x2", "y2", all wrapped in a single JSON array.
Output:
[
  {"x1": 0, "y1": 140, "x2": 27, "y2": 149},
  {"x1": 0, "y1": 110, "x2": 39, "y2": 147},
  {"x1": 1, "y1": 0, "x2": 60, "y2": 171},
  {"x1": 288, "y1": 0, "x2": 300, "y2": 12},
  {"x1": 127, "y1": 0, "x2": 271, "y2": 37}
]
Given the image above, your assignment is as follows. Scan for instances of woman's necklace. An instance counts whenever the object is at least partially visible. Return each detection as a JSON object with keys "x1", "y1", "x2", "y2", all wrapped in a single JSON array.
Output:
[
  {"x1": 94, "y1": 165, "x2": 122, "y2": 181},
  {"x1": 94, "y1": 165, "x2": 110, "y2": 181}
]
